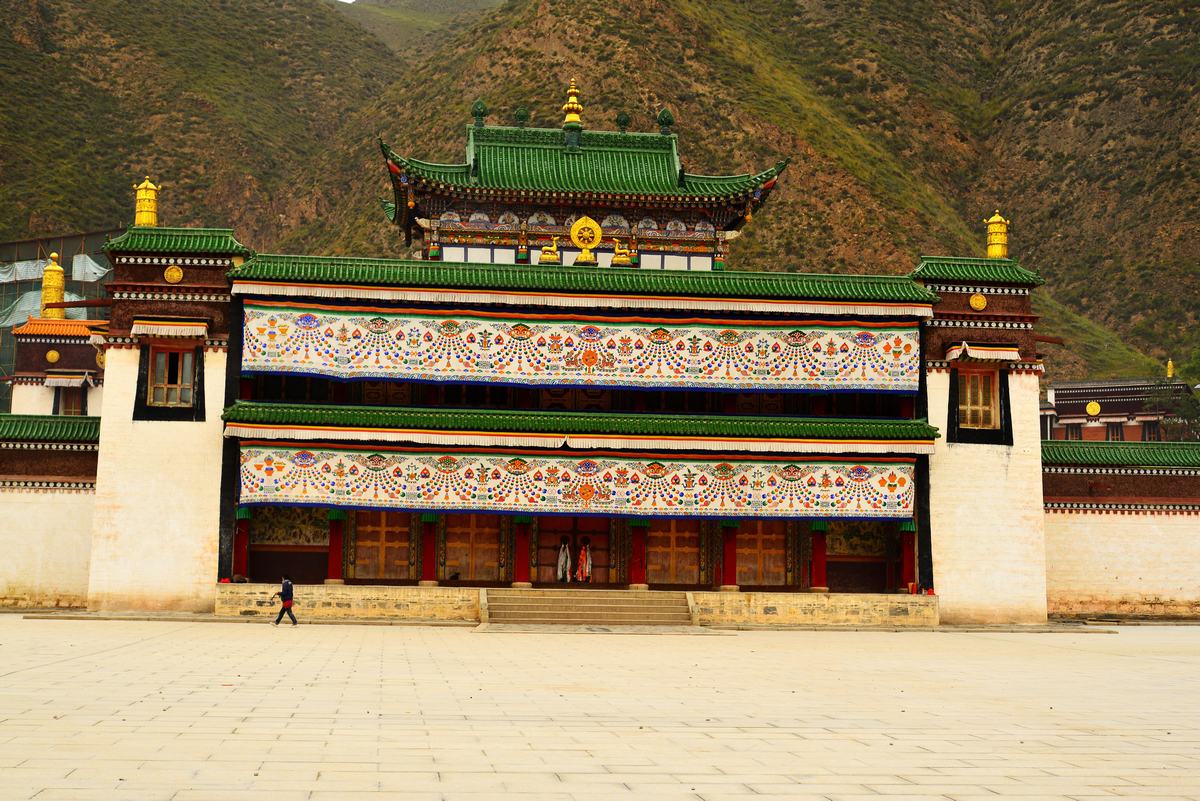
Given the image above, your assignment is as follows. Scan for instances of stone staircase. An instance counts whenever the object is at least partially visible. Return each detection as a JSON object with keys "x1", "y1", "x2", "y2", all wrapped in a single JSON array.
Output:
[{"x1": 484, "y1": 588, "x2": 694, "y2": 626}]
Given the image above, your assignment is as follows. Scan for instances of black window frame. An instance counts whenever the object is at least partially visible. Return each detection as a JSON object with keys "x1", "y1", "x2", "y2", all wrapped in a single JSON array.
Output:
[
  {"x1": 946, "y1": 367, "x2": 1013, "y2": 445},
  {"x1": 133, "y1": 344, "x2": 206, "y2": 422}
]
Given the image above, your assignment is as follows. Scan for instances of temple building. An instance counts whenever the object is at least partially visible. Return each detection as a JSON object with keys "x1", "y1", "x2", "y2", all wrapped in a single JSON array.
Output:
[
  {"x1": 1042, "y1": 368, "x2": 1196, "y2": 441},
  {"x1": 1, "y1": 82, "x2": 1197, "y2": 624}
]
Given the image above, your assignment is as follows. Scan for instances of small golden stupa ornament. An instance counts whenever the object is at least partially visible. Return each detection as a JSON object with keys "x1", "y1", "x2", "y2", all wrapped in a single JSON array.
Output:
[
  {"x1": 985, "y1": 210, "x2": 1009, "y2": 259},
  {"x1": 134, "y1": 176, "x2": 160, "y2": 227},
  {"x1": 569, "y1": 216, "x2": 601, "y2": 265},
  {"x1": 561, "y1": 77, "x2": 583, "y2": 128},
  {"x1": 1167, "y1": 358, "x2": 1175, "y2": 379},
  {"x1": 40, "y1": 252, "x2": 66, "y2": 320}
]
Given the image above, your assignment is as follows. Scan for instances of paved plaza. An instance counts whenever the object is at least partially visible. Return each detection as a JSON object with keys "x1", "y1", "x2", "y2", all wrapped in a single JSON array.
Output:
[{"x1": 0, "y1": 617, "x2": 1198, "y2": 800}]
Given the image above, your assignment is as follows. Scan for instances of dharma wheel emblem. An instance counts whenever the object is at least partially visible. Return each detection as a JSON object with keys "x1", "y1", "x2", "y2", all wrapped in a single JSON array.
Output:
[
  {"x1": 570, "y1": 215, "x2": 602, "y2": 265},
  {"x1": 1085, "y1": 401, "x2": 1101, "y2": 416},
  {"x1": 968, "y1": 292, "x2": 988, "y2": 311},
  {"x1": 164, "y1": 264, "x2": 184, "y2": 284}
]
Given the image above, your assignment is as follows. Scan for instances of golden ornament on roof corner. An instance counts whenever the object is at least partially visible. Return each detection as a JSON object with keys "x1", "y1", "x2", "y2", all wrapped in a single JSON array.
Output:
[
  {"x1": 985, "y1": 209, "x2": 1009, "y2": 259},
  {"x1": 569, "y1": 216, "x2": 601, "y2": 265},
  {"x1": 134, "y1": 176, "x2": 159, "y2": 227},
  {"x1": 561, "y1": 77, "x2": 583, "y2": 127},
  {"x1": 40, "y1": 251, "x2": 66, "y2": 320}
]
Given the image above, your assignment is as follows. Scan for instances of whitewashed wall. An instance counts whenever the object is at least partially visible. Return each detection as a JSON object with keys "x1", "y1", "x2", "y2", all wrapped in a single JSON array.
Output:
[
  {"x1": 10, "y1": 385, "x2": 55, "y2": 415},
  {"x1": 0, "y1": 488, "x2": 94, "y2": 607},
  {"x1": 1045, "y1": 511, "x2": 1200, "y2": 617},
  {"x1": 87, "y1": 348, "x2": 226, "y2": 612},
  {"x1": 927, "y1": 370, "x2": 1048, "y2": 623}
]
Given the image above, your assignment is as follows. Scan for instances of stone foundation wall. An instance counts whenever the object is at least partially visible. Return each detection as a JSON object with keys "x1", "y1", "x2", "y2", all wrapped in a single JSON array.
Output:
[
  {"x1": 1045, "y1": 510, "x2": 1200, "y2": 619},
  {"x1": 0, "y1": 488, "x2": 94, "y2": 608},
  {"x1": 692, "y1": 591, "x2": 939, "y2": 627},
  {"x1": 215, "y1": 583, "x2": 481, "y2": 622}
]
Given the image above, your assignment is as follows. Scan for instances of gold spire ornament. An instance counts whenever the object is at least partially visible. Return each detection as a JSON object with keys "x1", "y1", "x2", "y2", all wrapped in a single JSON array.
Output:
[
  {"x1": 40, "y1": 252, "x2": 66, "y2": 320},
  {"x1": 134, "y1": 176, "x2": 159, "y2": 227},
  {"x1": 1167, "y1": 358, "x2": 1175, "y2": 379},
  {"x1": 561, "y1": 77, "x2": 583, "y2": 128},
  {"x1": 985, "y1": 210, "x2": 1009, "y2": 259}
]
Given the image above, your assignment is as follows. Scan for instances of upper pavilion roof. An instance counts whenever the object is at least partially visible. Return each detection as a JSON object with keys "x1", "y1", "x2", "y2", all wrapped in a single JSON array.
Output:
[
  {"x1": 105, "y1": 226, "x2": 251, "y2": 256},
  {"x1": 381, "y1": 128, "x2": 788, "y2": 200},
  {"x1": 11, "y1": 318, "x2": 106, "y2": 338},
  {"x1": 911, "y1": 256, "x2": 1044, "y2": 287}
]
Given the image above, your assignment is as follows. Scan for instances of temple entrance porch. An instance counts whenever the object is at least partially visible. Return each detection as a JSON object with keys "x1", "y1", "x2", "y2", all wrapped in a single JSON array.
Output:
[{"x1": 233, "y1": 507, "x2": 919, "y2": 594}]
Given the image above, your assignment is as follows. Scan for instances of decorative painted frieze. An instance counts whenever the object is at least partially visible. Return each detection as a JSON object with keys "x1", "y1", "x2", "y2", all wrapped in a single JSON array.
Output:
[
  {"x1": 238, "y1": 444, "x2": 917, "y2": 519},
  {"x1": 242, "y1": 303, "x2": 921, "y2": 392}
]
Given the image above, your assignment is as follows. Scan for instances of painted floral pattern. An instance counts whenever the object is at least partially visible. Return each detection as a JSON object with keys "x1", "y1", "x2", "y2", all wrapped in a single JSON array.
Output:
[
  {"x1": 242, "y1": 305, "x2": 920, "y2": 392},
  {"x1": 240, "y1": 446, "x2": 916, "y2": 519}
]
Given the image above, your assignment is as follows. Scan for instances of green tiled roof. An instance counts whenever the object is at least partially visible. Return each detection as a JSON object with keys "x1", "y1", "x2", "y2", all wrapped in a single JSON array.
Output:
[
  {"x1": 105, "y1": 226, "x2": 251, "y2": 256},
  {"x1": 224, "y1": 402, "x2": 939, "y2": 442},
  {"x1": 911, "y1": 256, "x2": 1044, "y2": 286},
  {"x1": 0, "y1": 415, "x2": 100, "y2": 443},
  {"x1": 1042, "y1": 441, "x2": 1200, "y2": 468},
  {"x1": 229, "y1": 254, "x2": 938, "y2": 304},
  {"x1": 382, "y1": 128, "x2": 788, "y2": 199}
]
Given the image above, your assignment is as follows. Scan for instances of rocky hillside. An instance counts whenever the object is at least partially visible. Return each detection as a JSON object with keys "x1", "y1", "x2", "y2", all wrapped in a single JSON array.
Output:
[{"x1": 3, "y1": 0, "x2": 1195, "y2": 380}]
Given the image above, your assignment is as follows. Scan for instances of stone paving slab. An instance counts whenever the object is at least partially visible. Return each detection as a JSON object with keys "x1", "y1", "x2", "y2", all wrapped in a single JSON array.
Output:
[{"x1": 0, "y1": 618, "x2": 1198, "y2": 800}]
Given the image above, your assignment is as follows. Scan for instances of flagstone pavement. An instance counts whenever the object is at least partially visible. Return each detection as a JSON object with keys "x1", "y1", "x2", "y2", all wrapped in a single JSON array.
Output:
[{"x1": 0, "y1": 616, "x2": 1198, "y2": 801}]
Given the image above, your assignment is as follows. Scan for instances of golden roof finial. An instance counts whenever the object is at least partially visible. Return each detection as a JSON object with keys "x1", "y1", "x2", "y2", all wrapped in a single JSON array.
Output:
[
  {"x1": 561, "y1": 77, "x2": 583, "y2": 128},
  {"x1": 40, "y1": 252, "x2": 66, "y2": 320},
  {"x1": 1167, "y1": 358, "x2": 1175, "y2": 379},
  {"x1": 984, "y1": 209, "x2": 1009, "y2": 259},
  {"x1": 134, "y1": 175, "x2": 159, "y2": 227}
]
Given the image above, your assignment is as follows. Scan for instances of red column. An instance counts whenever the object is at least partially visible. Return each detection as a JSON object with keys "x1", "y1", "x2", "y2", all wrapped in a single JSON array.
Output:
[
  {"x1": 900, "y1": 530, "x2": 916, "y2": 593},
  {"x1": 629, "y1": 526, "x2": 648, "y2": 588},
  {"x1": 512, "y1": 519, "x2": 531, "y2": 587},
  {"x1": 233, "y1": 517, "x2": 250, "y2": 579},
  {"x1": 810, "y1": 531, "x2": 828, "y2": 592},
  {"x1": 720, "y1": 527, "x2": 738, "y2": 589},
  {"x1": 326, "y1": 513, "x2": 345, "y2": 583},
  {"x1": 420, "y1": 519, "x2": 438, "y2": 585}
]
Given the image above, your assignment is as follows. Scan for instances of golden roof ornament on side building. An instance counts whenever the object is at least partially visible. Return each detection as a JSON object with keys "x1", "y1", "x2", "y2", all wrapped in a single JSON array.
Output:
[
  {"x1": 134, "y1": 176, "x2": 159, "y2": 227},
  {"x1": 985, "y1": 209, "x2": 1009, "y2": 259},
  {"x1": 561, "y1": 77, "x2": 583, "y2": 128},
  {"x1": 1167, "y1": 358, "x2": 1175, "y2": 379},
  {"x1": 40, "y1": 252, "x2": 66, "y2": 320}
]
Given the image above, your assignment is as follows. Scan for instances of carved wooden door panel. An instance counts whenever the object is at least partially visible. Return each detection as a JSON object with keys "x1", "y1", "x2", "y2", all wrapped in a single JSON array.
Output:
[
  {"x1": 736, "y1": 519, "x2": 787, "y2": 586},
  {"x1": 647, "y1": 519, "x2": 701, "y2": 586},
  {"x1": 353, "y1": 511, "x2": 411, "y2": 580},
  {"x1": 443, "y1": 513, "x2": 501, "y2": 582}
]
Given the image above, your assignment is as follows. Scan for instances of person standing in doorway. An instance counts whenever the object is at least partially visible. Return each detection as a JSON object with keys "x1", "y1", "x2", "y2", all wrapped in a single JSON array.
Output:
[
  {"x1": 556, "y1": 536, "x2": 572, "y2": 583},
  {"x1": 575, "y1": 536, "x2": 592, "y2": 584},
  {"x1": 271, "y1": 575, "x2": 298, "y2": 626}
]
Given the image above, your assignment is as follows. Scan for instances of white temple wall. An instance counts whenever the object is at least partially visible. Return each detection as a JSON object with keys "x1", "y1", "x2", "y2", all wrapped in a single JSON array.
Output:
[
  {"x1": 0, "y1": 488, "x2": 94, "y2": 607},
  {"x1": 10, "y1": 384, "x2": 55, "y2": 415},
  {"x1": 87, "y1": 347, "x2": 226, "y2": 612},
  {"x1": 1045, "y1": 511, "x2": 1200, "y2": 618},
  {"x1": 926, "y1": 370, "x2": 1048, "y2": 623}
]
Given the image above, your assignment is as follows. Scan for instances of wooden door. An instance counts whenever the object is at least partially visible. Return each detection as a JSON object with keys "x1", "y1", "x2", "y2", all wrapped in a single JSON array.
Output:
[
  {"x1": 736, "y1": 520, "x2": 787, "y2": 586},
  {"x1": 535, "y1": 517, "x2": 612, "y2": 584},
  {"x1": 443, "y1": 513, "x2": 500, "y2": 582},
  {"x1": 353, "y1": 511, "x2": 411, "y2": 580},
  {"x1": 647, "y1": 519, "x2": 700, "y2": 586}
]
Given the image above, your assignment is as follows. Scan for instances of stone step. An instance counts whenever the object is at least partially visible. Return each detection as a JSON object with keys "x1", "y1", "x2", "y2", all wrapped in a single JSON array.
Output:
[
  {"x1": 488, "y1": 613, "x2": 693, "y2": 625},
  {"x1": 487, "y1": 598, "x2": 688, "y2": 608},
  {"x1": 488, "y1": 589, "x2": 687, "y2": 599},
  {"x1": 488, "y1": 604, "x2": 689, "y2": 615}
]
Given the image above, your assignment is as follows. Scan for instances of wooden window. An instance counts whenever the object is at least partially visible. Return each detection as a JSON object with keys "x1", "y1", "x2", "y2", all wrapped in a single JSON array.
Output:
[
  {"x1": 55, "y1": 387, "x2": 85, "y2": 416},
  {"x1": 147, "y1": 347, "x2": 196, "y2": 407},
  {"x1": 957, "y1": 369, "x2": 999, "y2": 430},
  {"x1": 1106, "y1": 422, "x2": 1125, "y2": 442},
  {"x1": 1065, "y1": 423, "x2": 1082, "y2": 440},
  {"x1": 1143, "y1": 420, "x2": 1161, "y2": 442}
]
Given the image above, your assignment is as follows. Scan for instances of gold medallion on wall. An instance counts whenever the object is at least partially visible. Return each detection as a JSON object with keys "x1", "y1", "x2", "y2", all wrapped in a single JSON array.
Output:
[
  {"x1": 968, "y1": 292, "x2": 988, "y2": 311},
  {"x1": 1085, "y1": 401, "x2": 1101, "y2": 417},
  {"x1": 96, "y1": 351, "x2": 106, "y2": 369},
  {"x1": 45, "y1": 349, "x2": 60, "y2": 364},
  {"x1": 164, "y1": 264, "x2": 184, "y2": 284}
]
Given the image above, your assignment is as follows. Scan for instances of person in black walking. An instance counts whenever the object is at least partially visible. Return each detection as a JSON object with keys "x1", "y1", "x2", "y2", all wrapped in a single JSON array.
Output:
[{"x1": 271, "y1": 575, "x2": 297, "y2": 626}]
